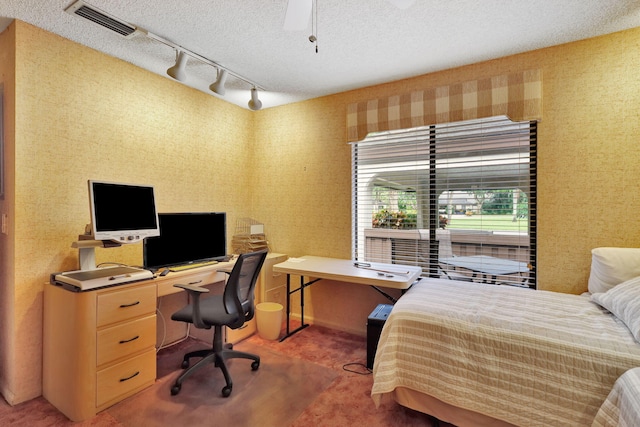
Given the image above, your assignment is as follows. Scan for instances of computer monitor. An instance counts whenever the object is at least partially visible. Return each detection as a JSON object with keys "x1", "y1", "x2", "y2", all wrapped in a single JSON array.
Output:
[
  {"x1": 143, "y1": 212, "x2": 227, "y2": 270},
  {"x1": 88, "y1": 180, "x2": 160, "y2": 244}
]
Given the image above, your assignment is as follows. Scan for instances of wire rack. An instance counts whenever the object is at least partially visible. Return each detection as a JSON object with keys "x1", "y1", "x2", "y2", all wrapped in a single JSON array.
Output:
[{"x1": 231, "y1": 218, "x2": 270, "y2": 254}]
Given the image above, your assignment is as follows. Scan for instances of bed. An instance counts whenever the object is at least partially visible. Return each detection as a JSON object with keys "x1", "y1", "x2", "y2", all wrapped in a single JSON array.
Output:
[
  {"x1": 371, "y1": 247, "x2": 640, "y2": 427},
  {"x1": 593, "y1": 367, "x2": 640, "y2": 427}
]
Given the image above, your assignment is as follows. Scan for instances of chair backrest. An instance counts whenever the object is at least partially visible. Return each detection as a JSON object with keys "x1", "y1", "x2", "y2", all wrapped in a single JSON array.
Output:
[
  {"x1": 436, "y1": 228, "x2": 453, "y2": 258},
  {"x1": 223, "y1": 249, "x2": 268, "y2": 329}
]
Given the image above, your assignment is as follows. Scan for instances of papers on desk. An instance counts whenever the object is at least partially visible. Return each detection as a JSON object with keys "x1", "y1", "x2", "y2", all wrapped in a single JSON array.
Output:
[
  {"x1": 274, "y1": 256, "x2": 422, "y2": 286},
  {"x1": 357, "y1": 266, "x2": 412, "y2": 276},
  {"x1": 284, "y1": 257, "x2": 412, "y2": 276},
  {"x1": 353, "y1": 261, "x2": 412, "y2": 276}
]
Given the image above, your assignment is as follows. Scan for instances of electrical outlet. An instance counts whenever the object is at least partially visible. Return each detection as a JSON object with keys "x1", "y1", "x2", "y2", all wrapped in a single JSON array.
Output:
[{"x1": 1, "y1": 214, "x2": 7, "y2": 235}]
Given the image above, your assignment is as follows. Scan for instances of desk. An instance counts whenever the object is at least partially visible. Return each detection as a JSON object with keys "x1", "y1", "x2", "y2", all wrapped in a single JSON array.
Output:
[
  {"x1": 273, "y1": 256, "x2": 422, "y2": 341},
  {"x1": 154, "y1": 260, "x2": 234, "y2": 297},
  {"x1": 43, "y1": 259, "x2": 241, "y2": 421},
  {"x1": 440, "y1": 255, "x2": 529, "y2": 284}
]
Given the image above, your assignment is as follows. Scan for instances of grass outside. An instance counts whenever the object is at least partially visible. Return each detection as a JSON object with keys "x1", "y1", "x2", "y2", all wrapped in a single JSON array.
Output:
[{"x1": 446, "y1": 214, "x2": 529, "y2": 232}]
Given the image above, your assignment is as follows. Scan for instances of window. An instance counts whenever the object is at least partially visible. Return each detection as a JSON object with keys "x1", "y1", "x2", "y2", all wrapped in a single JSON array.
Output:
[{"x1": 352, "y1": 116, "x2": 536, "y2": 287}]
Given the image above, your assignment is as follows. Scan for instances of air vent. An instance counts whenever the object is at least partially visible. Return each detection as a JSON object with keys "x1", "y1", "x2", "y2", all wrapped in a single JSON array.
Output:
[{"x1": 65, "y1": 1, "x2": 139, "y2": 38}]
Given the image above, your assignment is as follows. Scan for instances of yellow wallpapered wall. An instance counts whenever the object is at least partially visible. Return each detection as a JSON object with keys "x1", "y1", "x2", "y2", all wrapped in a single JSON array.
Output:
[
  {"x1": 2, "y1": 18, "x2": 640, "y2": 405},
  {"x1": 0, "y1": 20, "x2": 16, "y2": 406},
  {"x1": 3, "y1": 21, "x2": 254, "y2": 403},
  {"x1": 251, "y1": 26, "x2": 640, "y2": 329},
  {"x1": 254, "y1": 28, "x2": 640, "y2": 295}
]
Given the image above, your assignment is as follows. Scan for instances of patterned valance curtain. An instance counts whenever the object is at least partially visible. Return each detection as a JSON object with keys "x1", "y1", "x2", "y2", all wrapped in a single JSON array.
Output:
[{"x1": 347, "y1": 69, "x2": 542, "y2": 142}]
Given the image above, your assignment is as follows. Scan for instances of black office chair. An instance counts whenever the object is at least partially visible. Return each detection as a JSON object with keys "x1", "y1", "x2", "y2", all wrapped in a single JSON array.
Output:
[{"x1": 170, "y1": 249, "x2": 268, "y2": 397}]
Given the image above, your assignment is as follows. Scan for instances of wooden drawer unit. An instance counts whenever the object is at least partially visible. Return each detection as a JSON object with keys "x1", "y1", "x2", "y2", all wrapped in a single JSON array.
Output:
[
  {"x1": 226, "y1": 253, "x2": 288, "y2": 343},
  {"x1": 97, "y1": 284, "x2": 156, "y2": 326},
  {"x1": 259, "y1": 253, "x2": 288, "y2": 304},
  {"x1": 44, "y1": 280, "x2": 157, "y2": 421},
  {"x1": 155, "y1": 268, "x2": 227, "y2": 297},
  {"x1": 264, "y1": 285, "x2": 287, "y2": 311},
  {"x1": 96, "y1": 349, "x2": 156, "y2": 408},
  {"x1": 97, "y1": 315, "x2": 156, "y2": 366},
  {"x1": 43, "y1": 260, "x2": 240, "y2": 421}
]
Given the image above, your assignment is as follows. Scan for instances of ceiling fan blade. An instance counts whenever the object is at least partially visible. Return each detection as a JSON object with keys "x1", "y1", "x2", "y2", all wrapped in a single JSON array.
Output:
[
  {"x1": 283, "y1": 0, "x2": 313, "y2": 31},
  {"x1": 387, "y1": 0, "x2": 416, "y2": 9}
]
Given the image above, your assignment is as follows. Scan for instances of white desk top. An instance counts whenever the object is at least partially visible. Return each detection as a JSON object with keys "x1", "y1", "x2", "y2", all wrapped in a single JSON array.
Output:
[
  {"x1": 155, "y1": 260, "x2": 235, "y2": 297},
  {"x1": 273, "y1": 256, "x2": 422, "y2": 290}
]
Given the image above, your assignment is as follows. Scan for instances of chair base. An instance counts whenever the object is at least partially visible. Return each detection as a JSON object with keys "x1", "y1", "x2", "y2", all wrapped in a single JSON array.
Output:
[{"x1": 171, "y1": 329, "x2": 260, "y2": 397}]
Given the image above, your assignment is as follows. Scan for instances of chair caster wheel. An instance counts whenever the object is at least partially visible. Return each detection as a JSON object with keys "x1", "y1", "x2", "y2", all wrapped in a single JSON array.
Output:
[
  {"x1": 181, "y1": 360, "x2": 189, "y2": 369},
  {"x1": 251, "y1": 361, "x2": 260, "y2": 371},
  {"x1": 222, "y1": 385, "x2": 232, "y2": 397},
  {"x1": 171, "y1": 384, "x2": 181, "y2": 396}
]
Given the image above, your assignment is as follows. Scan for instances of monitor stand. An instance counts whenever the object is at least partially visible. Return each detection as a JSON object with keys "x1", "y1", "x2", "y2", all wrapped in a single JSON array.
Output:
[{"x1": 72, "y1": 239, "x2": 122, "y2": 270}]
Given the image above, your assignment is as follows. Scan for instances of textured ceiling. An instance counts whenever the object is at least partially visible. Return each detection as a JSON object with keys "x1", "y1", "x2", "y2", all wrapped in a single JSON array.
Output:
[{"x1": 2, "y1": 0, "x2": 640, "y2": 110}]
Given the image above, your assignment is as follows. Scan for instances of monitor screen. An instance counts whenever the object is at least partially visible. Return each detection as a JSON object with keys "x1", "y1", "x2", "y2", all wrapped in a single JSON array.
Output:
[
  {"x1": 88, "y1": 180, "x2": 160, "y2": 244},
  {"x1": 143, "y1": 212, "x2": 227, "y2": 270}
]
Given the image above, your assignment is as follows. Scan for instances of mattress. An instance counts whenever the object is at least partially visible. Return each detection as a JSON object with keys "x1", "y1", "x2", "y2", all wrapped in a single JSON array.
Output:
[{"x1": 371, "y1": 278, "x2": 640, "y2": 426}]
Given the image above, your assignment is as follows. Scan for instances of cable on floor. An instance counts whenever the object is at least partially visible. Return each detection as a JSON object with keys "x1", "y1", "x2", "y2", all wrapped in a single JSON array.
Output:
[
  {"x1": 342, "y1": 362, "x2": 372, "y2": 375},
  {"x1": 155, "y1": 305, "x2": 167, "y2": 353},
  {"x1": 156, "y1": 292, "x2": 192, "y2": 352}
]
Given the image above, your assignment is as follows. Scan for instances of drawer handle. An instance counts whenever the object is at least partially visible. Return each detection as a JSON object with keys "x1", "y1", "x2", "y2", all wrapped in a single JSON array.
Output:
[
  {"x1": 120, "y1": 371, "x2": 140, "y2": 382},
  {"x1": 188, "y1": 280, "x2": 203, "y2": 285},
  {"x1": 119, "y1": 335, "x2": 140, "y2": 344},
  {"x1": 119, "y1": 301, "x2": 140, "y2": 308}
]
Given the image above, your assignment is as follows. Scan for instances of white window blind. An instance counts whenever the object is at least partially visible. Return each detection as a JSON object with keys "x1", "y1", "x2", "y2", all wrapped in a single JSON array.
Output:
[{"x1": 352, "y1": 115, "x2": 536, "y2": 288}]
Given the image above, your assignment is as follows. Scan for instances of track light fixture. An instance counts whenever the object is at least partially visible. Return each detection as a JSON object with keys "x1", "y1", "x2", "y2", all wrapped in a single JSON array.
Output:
[
  {"x1": 64, "y1": 1, "x2": 265, "y2": 109},
  {"x1": 167, "y1": 50, "x2": 189, "y2": 82},
  {"x1": 248, "y1": 87, "x2": 262, "y2": 111},
  {"x1": 209, "y1": 69, "x2": 228, "y2": 95},
  {"x1": 161, "y1": 43, "x2": 265, "y2": 109}
]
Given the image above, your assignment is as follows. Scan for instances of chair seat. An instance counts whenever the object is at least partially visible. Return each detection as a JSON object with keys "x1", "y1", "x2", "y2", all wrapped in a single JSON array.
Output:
[
  {"x1": 169, "y1": 249, "x2": 267, "y2": 398},
  {"x1": 171, "y1": 295, "x2": 238, "y2": 327}
]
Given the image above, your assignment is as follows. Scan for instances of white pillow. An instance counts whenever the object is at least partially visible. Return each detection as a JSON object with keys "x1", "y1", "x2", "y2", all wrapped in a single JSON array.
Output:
[
  {"x1": 591, "y1": 276, "x2": 640, "y2": 342},
  {"x1": 588, "y1": 247, "x2": 640, "y2": 294}
]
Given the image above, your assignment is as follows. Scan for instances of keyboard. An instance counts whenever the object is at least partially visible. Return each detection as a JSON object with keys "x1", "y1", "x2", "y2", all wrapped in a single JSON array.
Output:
[{"x1": 169, "y1": 260, "x2": 219, "y2": 272}]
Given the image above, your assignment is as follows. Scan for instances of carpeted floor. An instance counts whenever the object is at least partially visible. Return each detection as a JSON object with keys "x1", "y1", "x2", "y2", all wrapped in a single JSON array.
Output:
[
  {"x1": 110, "y1": 341, "x2": 338, "y2": 426},
  {"x1": 0, "y1": 324, "x2": 443, "y2": 426}
]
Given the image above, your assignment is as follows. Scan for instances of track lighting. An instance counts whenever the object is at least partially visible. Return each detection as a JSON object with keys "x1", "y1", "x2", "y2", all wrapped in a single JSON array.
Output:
[
  {"x1": 248, "y1": 87, "x2": 262, "y2": 111},
  {"x1": 209, "y1": 69, "x2": 228, "y2": 95},
  {"x1": 64, "y1": 2, "x2": 265, "y2": 109},
  {"x1": 167, "y1": 50, "x2": 188, "y2": 82}
]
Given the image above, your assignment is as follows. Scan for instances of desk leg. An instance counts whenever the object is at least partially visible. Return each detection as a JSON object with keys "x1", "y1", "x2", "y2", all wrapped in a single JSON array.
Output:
[
  {"x1": 370, "y1": 285, "x2": 398, "y2": 304},
  {"x1": 285, "y1": 273, "x2": 291, "y2": 336},
  {"x1": 280, "y1": 275, "x2": 317, "y2": 342},
  {"x1": 299, "y1": 275, "x2": 305, "y2": 329}
]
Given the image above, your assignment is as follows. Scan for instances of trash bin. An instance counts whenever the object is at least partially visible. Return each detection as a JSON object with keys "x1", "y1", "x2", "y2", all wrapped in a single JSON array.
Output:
[{"x1": 256, "y1": 302, "x2": 283, "y2": 340}]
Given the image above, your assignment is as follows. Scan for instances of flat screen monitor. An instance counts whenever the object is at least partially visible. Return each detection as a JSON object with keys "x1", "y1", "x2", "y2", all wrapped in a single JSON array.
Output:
[
  {"x1": 143, "y1": 212, "x2": 227, "y2": 270},
  {"x1": 88, "y1": 180, "x2": 160, "y2": 244}
]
